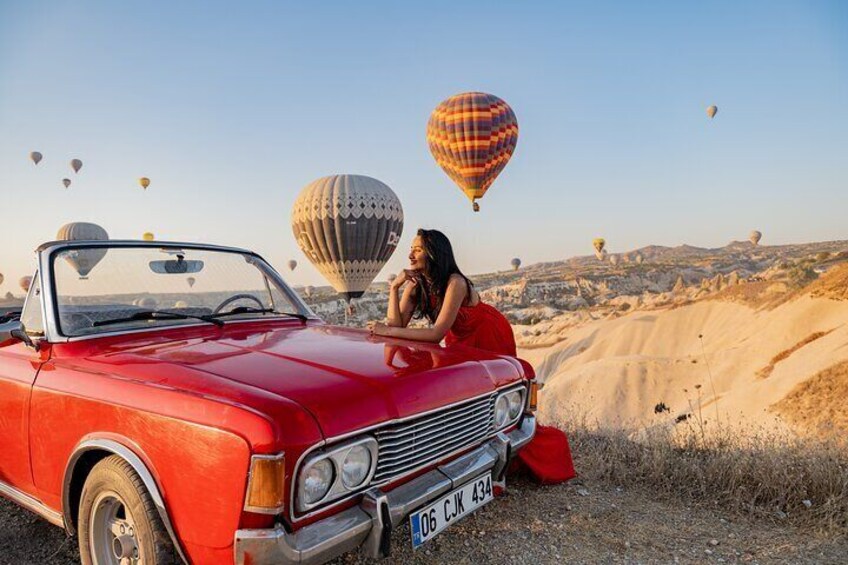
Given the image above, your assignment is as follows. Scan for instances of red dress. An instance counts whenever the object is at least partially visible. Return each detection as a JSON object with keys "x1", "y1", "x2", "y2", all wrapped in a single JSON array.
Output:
[{"x1": 445, "y1": 299, "x2": 576, "y2": 485}]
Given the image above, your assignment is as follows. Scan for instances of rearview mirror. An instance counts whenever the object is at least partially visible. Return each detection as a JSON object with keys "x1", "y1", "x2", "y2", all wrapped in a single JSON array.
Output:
[{"x1": 149, "y1": 258, "x2": 204, "y2": 274}]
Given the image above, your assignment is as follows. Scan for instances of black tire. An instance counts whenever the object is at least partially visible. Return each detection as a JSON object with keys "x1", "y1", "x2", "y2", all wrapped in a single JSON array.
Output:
[{"x1": 77, "y1": 454, "x2": 178, "y2": 565}]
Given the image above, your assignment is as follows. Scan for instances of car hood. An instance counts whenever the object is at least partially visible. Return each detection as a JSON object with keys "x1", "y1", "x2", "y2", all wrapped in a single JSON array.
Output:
[{"x1": 76, "y1": 322, "x2": 524, "y2": 438}]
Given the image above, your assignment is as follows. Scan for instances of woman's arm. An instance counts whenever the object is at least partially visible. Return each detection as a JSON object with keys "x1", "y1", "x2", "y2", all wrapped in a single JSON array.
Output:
[
  {"x1": 371, "y1": 275, "x2": 467, "y2": 342},
  {"x1": 386, "y1": 273, "x2": 418, "y2": 327}
]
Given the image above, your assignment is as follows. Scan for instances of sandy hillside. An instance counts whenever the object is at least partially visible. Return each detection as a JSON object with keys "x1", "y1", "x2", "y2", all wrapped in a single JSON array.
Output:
[{"x1": 520, "y1": 268, "x2": 848, "y2": 435}]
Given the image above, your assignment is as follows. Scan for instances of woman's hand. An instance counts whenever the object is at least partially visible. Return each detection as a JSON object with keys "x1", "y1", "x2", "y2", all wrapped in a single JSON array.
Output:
[
  {"x1": 391, "y1": 269, "x2": 419, "y2": 291},
  {"x1": 367, "y1": 320, "x2": 389, "y2": 336}
]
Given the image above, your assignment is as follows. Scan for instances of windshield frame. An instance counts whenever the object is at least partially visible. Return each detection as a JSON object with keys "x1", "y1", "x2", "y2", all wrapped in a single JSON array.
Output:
[{"x1": 38, "y1": 240, "x2": 320, "y2": 342}]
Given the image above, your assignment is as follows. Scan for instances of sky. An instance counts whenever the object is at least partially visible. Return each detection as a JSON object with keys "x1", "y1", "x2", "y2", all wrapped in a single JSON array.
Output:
[{"x1": 1, "y1": 0, "x2": 846, "y2": 289}]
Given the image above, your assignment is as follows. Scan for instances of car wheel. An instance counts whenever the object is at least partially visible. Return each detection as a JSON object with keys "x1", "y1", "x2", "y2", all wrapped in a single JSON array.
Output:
[{"x1": 78, "y1": 455, "x2": 177, "y2": 565}]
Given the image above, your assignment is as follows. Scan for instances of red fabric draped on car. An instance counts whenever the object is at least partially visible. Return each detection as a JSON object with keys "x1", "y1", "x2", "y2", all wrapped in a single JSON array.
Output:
[{"x1": 445, "y1": 300, "x2": 576, "y2": 485}]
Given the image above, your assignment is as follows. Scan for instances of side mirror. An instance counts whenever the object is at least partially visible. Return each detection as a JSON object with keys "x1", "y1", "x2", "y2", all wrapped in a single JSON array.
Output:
[{"x1": 0, "y1": 320, "x2": 24, "y2": 348}]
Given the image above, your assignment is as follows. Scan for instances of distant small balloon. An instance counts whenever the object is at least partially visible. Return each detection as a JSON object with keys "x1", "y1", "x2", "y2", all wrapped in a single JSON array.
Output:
[
  {"x1": 19, "y1": 276, "x2": 32, "y2": 293},
  {"x1": 635, "y1": 253, "x2": 644, "y2": 265},
  {"x1": 706, "y1": 105, "x2": 718, "y2": 119},
  {"x1": 749, "y1": 230, "x2": 762, "y2": 246},
  {"x1": 70, "y1": 159, "x2": 83, "y2": 174},
  {"x1": 142, "y1": 232, "x2": 155, "y2": 241},
  {"x1": 592, "y1": 238, "x2": 606, "y2": 261},
  {"x1": 29, "y1": 151, "x2": 43, "y2": 165},
  {"x1": 288, "y1": 259, "x2": 298, "y2": 271},
  {"x1": 62, "y1": 178, "x2": 71, "y2": 189},
  {"x1": 139, "y1": 177, "x2": 150, "y2": 190},
  {"x1": 186, "y1": 277, "x2": 196, "y2": 288},
  {"x1": 511, "y1": 258, "x2": 521, "y2": 271},
  {"x1": 0, "y1": 272, "x2": 4, "y2": 286},
  {"x1": 609, "y1": 254, "x2": 619, "y2": 266},
  {"x1": 303, "y1": 285, "x2": 314, "y2": 298}
]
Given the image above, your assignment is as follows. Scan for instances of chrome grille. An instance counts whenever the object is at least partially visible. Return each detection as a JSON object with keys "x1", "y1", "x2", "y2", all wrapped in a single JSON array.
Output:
[{"x1": 372, "y1": 393, "x2": 496, "y2": 483}]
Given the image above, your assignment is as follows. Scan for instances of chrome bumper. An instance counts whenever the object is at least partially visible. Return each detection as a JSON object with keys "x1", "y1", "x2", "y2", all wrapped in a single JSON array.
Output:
[{"x1": 234, "y1": 415, "x2": 536, "y2": 565}]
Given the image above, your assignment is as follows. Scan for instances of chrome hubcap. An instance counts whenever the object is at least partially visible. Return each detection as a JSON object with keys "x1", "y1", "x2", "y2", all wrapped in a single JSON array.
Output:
[{"x1": 89, "y1": 491, "x2": 140, "y2": 565}]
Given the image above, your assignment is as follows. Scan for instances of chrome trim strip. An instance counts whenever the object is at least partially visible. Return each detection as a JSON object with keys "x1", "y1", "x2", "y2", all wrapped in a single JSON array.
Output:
[
  {"x1": 289, "y1": 382, "x2": 527, "y2": 524},
  {"x1": 62, "y1": 439, "x2": 189, "y2": 565},
  {"x1": 0, "y1": 480, "x2": 64, "y2": 528},
  {"x1": 244, "y1": 451, "x2": 286, "y2": 514}
]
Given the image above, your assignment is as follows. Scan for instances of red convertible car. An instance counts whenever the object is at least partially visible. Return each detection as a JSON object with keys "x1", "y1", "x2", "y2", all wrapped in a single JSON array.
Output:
[{"x1": 0, "y1": 240, "x2": 536, "y2": 564}]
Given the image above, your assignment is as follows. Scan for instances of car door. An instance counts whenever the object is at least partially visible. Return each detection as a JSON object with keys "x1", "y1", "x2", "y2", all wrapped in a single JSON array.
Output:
[{"x1": 0, "y1": 271, "x2": 47, "y2": 496}]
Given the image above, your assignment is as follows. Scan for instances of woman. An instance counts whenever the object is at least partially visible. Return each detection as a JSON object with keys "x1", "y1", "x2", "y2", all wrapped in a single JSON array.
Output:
[{"x1": 368, "y1": 228, "x2": 575, "y2": 486}]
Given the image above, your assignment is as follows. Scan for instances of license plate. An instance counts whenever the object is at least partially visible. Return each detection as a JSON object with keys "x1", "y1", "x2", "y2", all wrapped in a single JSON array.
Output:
[{"x1": 409, "y1": 473, "x2": 493, "y2": 549}]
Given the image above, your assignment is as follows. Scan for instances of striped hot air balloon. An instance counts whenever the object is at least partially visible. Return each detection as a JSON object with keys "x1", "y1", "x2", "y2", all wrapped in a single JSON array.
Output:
[
  {"x1": 427, "y1": 92, "x2": 518, "y2": 212},
  {"x1": 291, "y1": 175, "x2": 404, "y2": 302}
]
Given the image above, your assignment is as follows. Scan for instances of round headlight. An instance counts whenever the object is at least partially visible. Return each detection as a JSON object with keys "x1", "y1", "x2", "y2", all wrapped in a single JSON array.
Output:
[
  {"x1": 300, "y1": 458, "x2": 334, "y2": 505},
  {"x1": 341, "y1": 445, "x2": 372, "y2": 489},
  {"x1": 506, "y1": 390, "x2": 523, "y2": 420},
  {"x1": 494, "y1": 395, "x2": 510, "y2": 428}
]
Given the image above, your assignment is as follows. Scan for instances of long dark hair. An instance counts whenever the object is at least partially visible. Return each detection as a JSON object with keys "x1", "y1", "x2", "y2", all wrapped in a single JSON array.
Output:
[{"x1": 411, "y1": 229, "x2": 473, "y2": 324}]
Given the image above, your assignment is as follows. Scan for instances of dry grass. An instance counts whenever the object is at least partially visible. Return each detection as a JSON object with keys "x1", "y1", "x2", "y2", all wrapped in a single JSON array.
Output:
[
  {"x1": 806, "y1": 262, "x2": 848, "y2": 301},
  {"x1": 549, "y1": 410, "x2": 848, "y2": 535},
  {"x1": 756, "y1": 329, "x2": 835, "y2": 379},
  {"x1": 772, "y1": 360, "x2": 848, "y2": 439}
]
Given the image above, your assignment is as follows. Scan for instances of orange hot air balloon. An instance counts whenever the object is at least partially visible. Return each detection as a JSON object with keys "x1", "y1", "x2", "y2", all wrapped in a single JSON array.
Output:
[
  {"x1": 427, "y1": 92, "x2": 518, "y2": 212},
  {"x1": 139, "y1": 177, "x2": 150, "y2": 190}
]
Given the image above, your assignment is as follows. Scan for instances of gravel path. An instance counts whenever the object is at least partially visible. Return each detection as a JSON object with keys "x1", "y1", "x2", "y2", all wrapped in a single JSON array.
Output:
[{"x1": 3, "y1": 477, "x2": 846, "y2": 564}]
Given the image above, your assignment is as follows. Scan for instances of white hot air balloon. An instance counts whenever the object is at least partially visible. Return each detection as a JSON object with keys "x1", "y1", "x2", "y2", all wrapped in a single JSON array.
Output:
[
  {"x1": 291, "y1": 175, "x2": 404, "y2": 305},
  {"x1": 56, "y1": 222, "x2": 109, "y2": 278}
]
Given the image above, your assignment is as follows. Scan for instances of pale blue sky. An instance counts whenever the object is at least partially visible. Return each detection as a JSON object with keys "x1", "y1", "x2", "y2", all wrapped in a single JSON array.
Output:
[{"x1": 1, "y1": 1, "x2": 846, "y2": 288}]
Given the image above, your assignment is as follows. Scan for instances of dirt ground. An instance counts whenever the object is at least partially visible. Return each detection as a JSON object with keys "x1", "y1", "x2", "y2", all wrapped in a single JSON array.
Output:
[{"x1": 3, "y1": 476, "x2": 846, "y2": 565}]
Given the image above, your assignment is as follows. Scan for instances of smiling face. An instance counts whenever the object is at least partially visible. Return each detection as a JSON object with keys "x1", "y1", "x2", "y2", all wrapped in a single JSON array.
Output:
[{"x1": 408, "y1": 236, "x2": 428, "y2": 272}]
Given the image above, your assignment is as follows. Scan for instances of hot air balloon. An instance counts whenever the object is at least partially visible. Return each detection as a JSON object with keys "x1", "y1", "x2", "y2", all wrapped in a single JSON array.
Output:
[
  {"x1": 142, "y1": 232, "x2": 155, "y2": 241},
  {"x1": 174, "y1": 300, "x2": 189, "y2": 308},
  {"x1": 427, "y1": 92, "x2": 518, "y2": 212},
  {"x1": 70, "y1": 159, "x2": 83, "y2": 174},
  {"x1": 609, "y1": 254, "x2": 619, "y2": 266},
  {"x1": 511, "y1": 258, "x2": 521, "y2": 271},
  {"x1": 707, "y1": 105, "x2": 718, "y2": 119},
  {"x1": 56, "y1": 222, "x2": 109, "y2": 278},
  {"x1": 592, "y1": 238, "x2": 606, "y2": 261},
  {"x1": 29, "y1": 151, "x2": 43, "y2": 165},
  {"x1": 303, "y1": 285, "x2": 314, "y2": 298},
  {"x1": 19, "y1": 276, "x2": 32, "y2": 293},
  {"x1": 749, "y1": 230, "x2": 762, "y2": 246},
  {"x1": 62, "y1": 178, "x2": 71, "y2": 189},
  {"x1": 635, "y1": 253, "x2": 644, "y2": 265},
  {"x1": 291, "y1": 174, "x2": 404, "y2": 304},
  {"x1": 139, "y1": 177, "x2": 150, "y2": 190},
  {"x1": 0, "y1": 272, "x2": 4, "y2": 286},
  {"x1": 288, "y1": 260, "x2": 298, "y2": 272},
  {"x1": 186, "y1": 277, "x2": 196, "y2": 288}
]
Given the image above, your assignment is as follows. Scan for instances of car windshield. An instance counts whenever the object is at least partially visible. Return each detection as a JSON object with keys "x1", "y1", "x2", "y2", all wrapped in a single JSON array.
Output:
[{"x1": 51, "y1": 245, "x2": 309, "y2": 337}]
